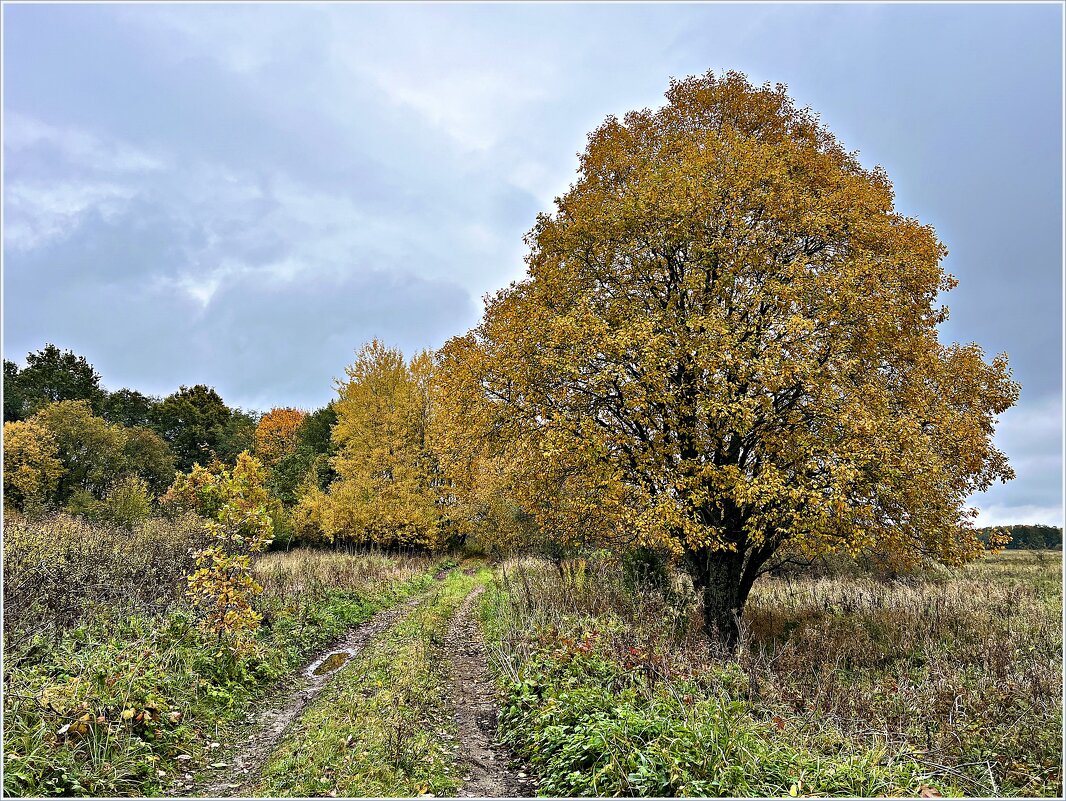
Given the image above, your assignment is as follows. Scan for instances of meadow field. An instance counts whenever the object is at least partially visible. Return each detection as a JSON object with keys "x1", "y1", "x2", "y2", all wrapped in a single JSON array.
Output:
[
  {"x1": 484, "y1": 550, "x2": 1062, "y2": 798},
  {"x1": 2, "y1": 512, "x2": 1061, "y2": 798}
]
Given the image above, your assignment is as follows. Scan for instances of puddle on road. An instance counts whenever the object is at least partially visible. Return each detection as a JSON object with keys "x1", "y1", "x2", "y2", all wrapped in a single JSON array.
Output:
[{"x1": 308, "y1": 650, "x2": 354, "y2": 677}]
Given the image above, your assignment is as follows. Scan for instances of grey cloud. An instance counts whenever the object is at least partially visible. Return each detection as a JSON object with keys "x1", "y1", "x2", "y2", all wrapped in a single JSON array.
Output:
[
  {"x1": 6, "y1": 240, "x2": 475, "y2": 411},
  {"x1": 4, "y1": 150, "x2": 480, "y2": 410},
  {"x1": 203, "y1": 268, "x2": 476, "y2": 409},
  {"x1": 973, "y1": 395, "x2": 1064, "y2": 526}
]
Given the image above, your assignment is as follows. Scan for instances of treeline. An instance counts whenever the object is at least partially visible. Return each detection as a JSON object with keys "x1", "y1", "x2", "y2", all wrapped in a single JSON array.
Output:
[
  {"x1": 977, "y1": 525, "x2": 1063, "y2": 550},
  {"x1": 3, "y1": 344, "x2": 335, "y2": 542},
  {"x1": 4, "y1": 344, "x2": 260, "y2": 470},
  {"x1": 5, "y1": 342, "x2": 1054, "y2": 563},
  {"x1": 3, "y1": 340, "x2": 509, "y2": 554}
]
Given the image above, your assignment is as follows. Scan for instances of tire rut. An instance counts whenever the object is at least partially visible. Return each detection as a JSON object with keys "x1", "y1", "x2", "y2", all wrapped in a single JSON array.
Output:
[
  {"x1": 445, "y1": 585, "x2": 536, "y2": 798},
  {"x1": 171, "y1": 586, "x2": 437, "y2": 798}
]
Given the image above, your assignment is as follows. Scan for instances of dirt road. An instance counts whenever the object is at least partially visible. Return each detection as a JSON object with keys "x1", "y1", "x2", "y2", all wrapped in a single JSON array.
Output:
[
  {"x1": 173, "y1": 591, "x2": 433, "y2": 797},
  {"x1": 445, "y1": 585, "x2": 536, "y2": 797}
]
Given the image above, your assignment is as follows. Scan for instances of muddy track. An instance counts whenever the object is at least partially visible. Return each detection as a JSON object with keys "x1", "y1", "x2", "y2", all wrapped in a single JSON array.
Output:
[
  {"x1": 171, "y1": 585, "x2": 439, "y2": 798},
  {"x1": 446, "y1": 585, "x2": 536, "y2": 798}
]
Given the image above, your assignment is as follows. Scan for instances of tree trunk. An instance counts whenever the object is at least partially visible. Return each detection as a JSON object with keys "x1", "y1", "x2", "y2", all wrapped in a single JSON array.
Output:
[{"x1": 687, "y1": 547, "x2": 757, "y2": 651}]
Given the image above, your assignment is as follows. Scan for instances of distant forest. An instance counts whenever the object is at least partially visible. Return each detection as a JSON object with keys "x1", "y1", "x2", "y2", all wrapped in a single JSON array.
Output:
[{"x1": 977, "y1": 525, "x2": 1063, "y2": 550}]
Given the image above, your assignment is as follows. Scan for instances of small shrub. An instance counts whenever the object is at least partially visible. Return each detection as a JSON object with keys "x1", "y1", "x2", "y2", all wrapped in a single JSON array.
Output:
[{"x1": 164, "y1": 453, "x2": 274, "y2": 647}]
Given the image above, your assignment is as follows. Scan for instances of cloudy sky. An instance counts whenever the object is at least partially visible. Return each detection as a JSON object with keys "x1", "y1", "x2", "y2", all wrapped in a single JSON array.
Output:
[{"x1": 3, "y1": 3, "x2": 1062, "y2": 526}]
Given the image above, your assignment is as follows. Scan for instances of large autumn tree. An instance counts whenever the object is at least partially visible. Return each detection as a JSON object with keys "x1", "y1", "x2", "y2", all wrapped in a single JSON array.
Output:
[
  {"x1": 437, "y1": 71, "x2": 1019, "y2": 645},
  {"x1": 2, "y1": 420, "x2": 65, "y2": 510}
]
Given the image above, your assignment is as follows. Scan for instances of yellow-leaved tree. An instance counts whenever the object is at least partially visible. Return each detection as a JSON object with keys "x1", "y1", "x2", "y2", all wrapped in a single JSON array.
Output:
[
  {"x1": 432, "y1": 332, "x2": 629, "y2": 558},
  {"x1": 254, "y1": 407, "x2": 307, "y2": 467},
  {"x1": 163, "y1": 452, "x2": 274, "y2": 648},
  {"x1": 2, "y1": 419, "x2": 65, "y2": 512},
  {"x1": 436, "y1": 71, "x2": 1019, "y2": 645},
  {"x1": 298, "y1": 340, "x2": 445, "y2": 549}
]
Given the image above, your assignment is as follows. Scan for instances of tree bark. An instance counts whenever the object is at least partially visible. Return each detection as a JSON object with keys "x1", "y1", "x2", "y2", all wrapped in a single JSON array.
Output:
[
  {"x1": 687, "y1": 548, "x2": 745, "y2": 649},
  {"x1": 687, "y1": 542, "x2": 775, "y2": 651}
]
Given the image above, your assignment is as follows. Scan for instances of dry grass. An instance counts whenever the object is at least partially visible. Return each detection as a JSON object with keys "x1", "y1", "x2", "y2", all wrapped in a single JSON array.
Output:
[
  {"x1": 254, "y1": 548, "x2": 436, "y2": 605},
  {"x1": 2, "y1": 511, "x2": 209, "y2": 646},
  {"x1": 2, "y1": 513, "x2": 438, "y2": 650},
  {"x1": 490, "y1": 550, "x2": 1063, "y2": 796}
]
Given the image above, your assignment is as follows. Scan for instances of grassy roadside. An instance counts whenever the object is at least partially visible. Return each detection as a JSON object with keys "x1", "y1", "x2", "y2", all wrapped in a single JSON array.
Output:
[
  {"x1": 3, "y1": 551, "x2": 445, "y2": 797},
  {"x1": 255, "y1": 564, "x2": 491, "y2": 798},
  {"x1": 479, "y1": 552, "x2": 1062, "y2": 798},
  {"x1": 478, "y1": 585, "x2": 945, "y2": 798},
  {"x1": 481, "y1": 614, "x2": 938, "y2": 797}
]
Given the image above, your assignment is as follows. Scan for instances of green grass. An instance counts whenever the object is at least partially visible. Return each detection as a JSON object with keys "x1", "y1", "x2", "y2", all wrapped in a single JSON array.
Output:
[
  {"x1": 255, "y1": 565, "x2": 490, "y2": 798},
  {"x1": 482, "y1": 584, "x2": 941, "y2": 798},
  {"x1": 2, "y1": 550, "x2": 442, "y2": 797},
  {"x1": 484, "y1": 550, "x2": 1062, "y2": 797}
]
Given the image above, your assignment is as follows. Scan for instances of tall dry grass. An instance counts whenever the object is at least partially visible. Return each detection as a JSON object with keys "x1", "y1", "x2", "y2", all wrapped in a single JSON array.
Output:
[
  {"x1": 490, "y1": 550, "x2": 1063, "y2": 796},
  {"x1": 3, "y1": 511, "x2": 209, "y2": 647},
  {"x1": 254, "y1": 548, "x2": 435, "y2": 604}
]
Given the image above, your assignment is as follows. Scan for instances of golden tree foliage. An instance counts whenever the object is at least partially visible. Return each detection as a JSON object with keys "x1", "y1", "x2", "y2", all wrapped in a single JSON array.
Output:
[
  {"x1": 431, "y1": 337, "x2": 624, "y2": 557},
  {"x1": 296, "y1": 340, "x2": 445, "y2": 549},
  {"x1": 3, "y1": 420, "x2": 65, "y2": 510},
  {"x1": 436, "y1": 71, "x2": 1019, "y2": 642},
  {"x1": 254, "y1": 407, "x2": 307, "y2": 467},
  {"x1": 163, "y1": 452, "x2": 274, "y2": 646}
]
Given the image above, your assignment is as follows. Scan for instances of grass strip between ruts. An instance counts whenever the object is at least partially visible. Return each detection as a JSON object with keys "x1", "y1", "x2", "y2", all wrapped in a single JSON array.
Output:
[{"x1": 254, "y1": 565, "x2": 490, "y2": 798}]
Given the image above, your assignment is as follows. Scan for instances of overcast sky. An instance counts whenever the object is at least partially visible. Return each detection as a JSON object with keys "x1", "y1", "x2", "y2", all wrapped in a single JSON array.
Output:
[{"x1": 3, "y1": 3, "x2": 1062, "y2": 526}]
